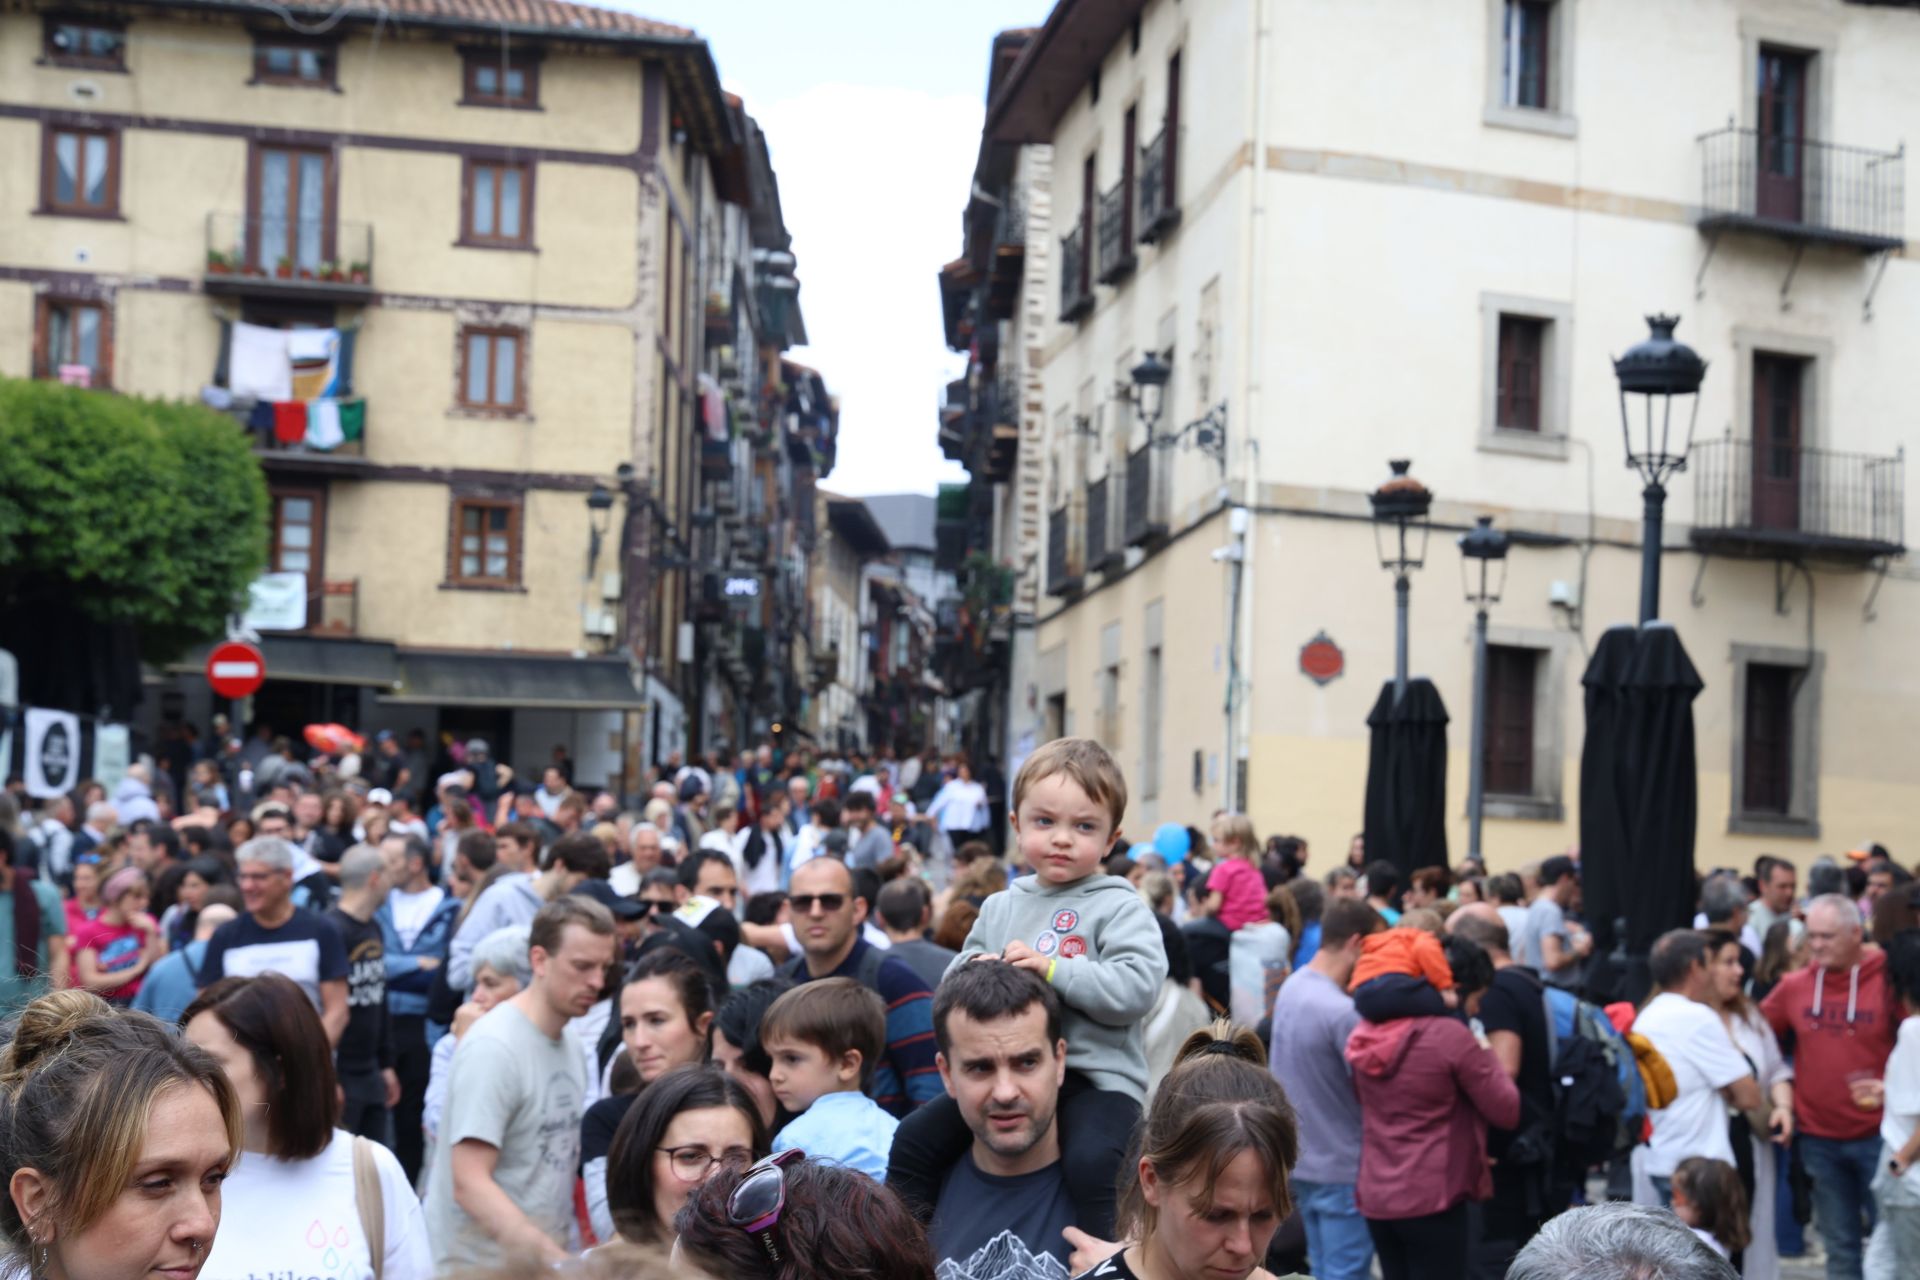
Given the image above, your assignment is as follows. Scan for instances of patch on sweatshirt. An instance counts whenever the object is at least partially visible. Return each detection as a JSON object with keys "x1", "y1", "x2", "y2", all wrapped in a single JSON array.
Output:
[{"x1": 1051, "y1": 909, "x2": 1079, "y2": 933}]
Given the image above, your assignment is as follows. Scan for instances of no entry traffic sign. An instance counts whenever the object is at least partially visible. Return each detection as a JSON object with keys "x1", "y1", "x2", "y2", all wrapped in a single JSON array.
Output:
[{"x1": 206, "y1": 640, "x2": 267, "y2": 699}]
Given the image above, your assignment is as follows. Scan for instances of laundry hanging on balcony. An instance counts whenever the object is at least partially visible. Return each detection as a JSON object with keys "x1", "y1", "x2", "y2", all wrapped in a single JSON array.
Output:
[
  {"x1": 229, "y1": 320, "x2": 293, "y2": 401},
  {"x1": 698, "y1": 372, "x2": 732, "y2": 442}
]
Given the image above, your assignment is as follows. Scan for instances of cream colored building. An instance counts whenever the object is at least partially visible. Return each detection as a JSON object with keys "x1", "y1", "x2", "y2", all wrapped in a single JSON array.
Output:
[
  {"x1": 2, "y1": 0, "x2": 823, "y2": 789},
  {"x1": 946, "y1": 0, "x2": 1919, "y2": 872}
]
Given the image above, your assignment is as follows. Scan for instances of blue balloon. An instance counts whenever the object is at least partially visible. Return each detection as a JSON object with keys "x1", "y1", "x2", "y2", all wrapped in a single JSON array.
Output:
[
  {"x1": 1128, "y1": 842, "x2": 1157, "y2": 862},
  {"x1": 1153, "y1": 822, "x2": 1191, "y2": 865}
]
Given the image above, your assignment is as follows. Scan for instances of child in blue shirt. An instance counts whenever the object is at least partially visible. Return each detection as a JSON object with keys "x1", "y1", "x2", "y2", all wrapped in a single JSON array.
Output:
[{"x1": 765, "y1": 978, "x2": 899, "y2": 1180}]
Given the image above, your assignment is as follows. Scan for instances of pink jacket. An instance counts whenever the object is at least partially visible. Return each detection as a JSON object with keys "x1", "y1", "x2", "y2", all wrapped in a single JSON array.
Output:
[{"x1": 1345, "y1": 1016, "x2": 1519, "y2": 1219}]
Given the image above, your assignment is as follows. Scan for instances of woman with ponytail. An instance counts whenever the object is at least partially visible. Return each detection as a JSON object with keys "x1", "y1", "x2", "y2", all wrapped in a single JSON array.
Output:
[
  {"x1": 0, "y1": 828, "x2": 67, "y2": 1016},
  {"x1": 0, "y1": 989, "x2": 242, "y2": 1280},
  {"x1": 1070, "y1": 1021, "x2": 1306, "y2": 1280}
]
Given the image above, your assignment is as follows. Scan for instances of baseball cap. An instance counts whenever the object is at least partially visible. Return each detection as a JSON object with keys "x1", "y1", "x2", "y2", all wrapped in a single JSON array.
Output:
[
  {"x1": 366, "y1": 788, "x2": 393, "y2": 806},
  {"x1": 571, "y1": 879, "x2": 646, "y2": 921},
  {"x1": 465, "y1": 738, "x2": 490, "y2": 758}
]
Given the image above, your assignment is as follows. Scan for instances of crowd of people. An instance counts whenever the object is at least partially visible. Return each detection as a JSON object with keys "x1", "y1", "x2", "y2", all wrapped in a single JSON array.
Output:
[{"x1": 0, "y1": 720, "x2": 1911, "y2": 1280}]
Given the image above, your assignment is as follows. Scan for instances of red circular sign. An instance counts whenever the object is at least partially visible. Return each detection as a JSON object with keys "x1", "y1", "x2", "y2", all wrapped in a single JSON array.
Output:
[
  {"x1": 206, "y1": 641, "x2": 267, "y2": 699},
  {"x1": 1299, "y1": 632, "x2": 1345, "y2": 686}
]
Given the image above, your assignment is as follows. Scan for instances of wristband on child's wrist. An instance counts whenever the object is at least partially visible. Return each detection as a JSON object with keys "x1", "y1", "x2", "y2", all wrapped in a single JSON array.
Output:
[{"x1": 1045, "y1": 958, "x2": 1057, "y2": 984}]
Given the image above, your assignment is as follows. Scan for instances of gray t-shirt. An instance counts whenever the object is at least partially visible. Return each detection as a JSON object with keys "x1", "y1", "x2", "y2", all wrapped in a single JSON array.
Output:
[
  {"x1": 847, "y1": 824, "x2": 894, "y2": 870},
  {"x1": 1514, "y1": 896, "x2": 1568, "y2": 975},
  {"x1": 888, "y1": 937, "x2": 958, "y2": 990},
  {"x1": 1268, "y1": 967, "x2": 1363, "y2": 1185},
  {"x1": 425, "y1": 1002, "x2": 586, "y2": 1269}
]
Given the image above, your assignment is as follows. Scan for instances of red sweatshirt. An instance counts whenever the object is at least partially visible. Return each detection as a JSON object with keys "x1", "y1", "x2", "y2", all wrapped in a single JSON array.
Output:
[{"x1": 1760, "y1": 948, "x2": 1899, "y2": 1140}]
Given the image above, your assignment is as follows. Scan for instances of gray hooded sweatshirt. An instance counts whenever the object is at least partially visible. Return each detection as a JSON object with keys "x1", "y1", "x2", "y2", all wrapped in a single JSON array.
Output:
[{"x1": 954, "y1": 872, "x2": 1166, "y2": 1101}]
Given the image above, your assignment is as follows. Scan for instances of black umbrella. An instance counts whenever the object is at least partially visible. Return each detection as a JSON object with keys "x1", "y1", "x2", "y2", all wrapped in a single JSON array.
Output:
[
  {"x1": 1579, "y1": 624, "x2": 1703, "y2": 1005},
  {"x1": 1577, "y1": 625, "x2": 1638, "y2": 1000},
  {"x1": 1362, "y1": 677, "x2": 1450, "y2": 882}
]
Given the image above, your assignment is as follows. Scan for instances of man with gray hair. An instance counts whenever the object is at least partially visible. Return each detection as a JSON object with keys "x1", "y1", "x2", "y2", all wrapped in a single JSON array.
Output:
[
  {"x1": 1763, "y1": 892, "x2": 1899, "y2": 1280},
  {"x1": 198, "y1": 835, "x2": 349, "y2": 1045},
  {"x1": 1694, "y1": 872, "x2": 1760, "y2": 957},
  {"x1": 329, "y1": 843, "x2": 398, "y2": 1144},
  {"x1": 1507, "y1": 1201, "x2": 1737, "y2": 1280},
  {"x1": 70, "y1": 799, "x2": 116, "y2": 862}
]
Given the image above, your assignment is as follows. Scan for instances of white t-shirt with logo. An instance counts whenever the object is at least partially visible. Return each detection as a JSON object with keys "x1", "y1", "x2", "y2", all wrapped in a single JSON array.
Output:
[
  {"x1": 199, "y1": 1129, "x2": 429, "y2": 1280},
  {"x1": 1637, "y1": 992, "x2": 1752, "y2": 1177}
]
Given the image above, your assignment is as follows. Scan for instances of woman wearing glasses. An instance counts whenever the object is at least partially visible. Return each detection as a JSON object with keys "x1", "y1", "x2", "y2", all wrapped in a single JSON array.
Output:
[
  {"x1": 581, "y1": 949, "x2": 717, "y2": 1242},
  {"x1": 602, "y1": 1065, "x2": 767, "y2": 1247},
  {"x1": 674, "y1": 1150, "x2": 935, "y2": 1280}
]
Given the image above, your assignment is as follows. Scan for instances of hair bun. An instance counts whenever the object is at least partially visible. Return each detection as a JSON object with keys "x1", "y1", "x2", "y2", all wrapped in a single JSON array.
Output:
[
  {"x1": 2, "y1": 990, "x2": 116, "y2": 1086},
  {"x1": 1173, "y1": 1019, "x2": 1265, "y2": 1069}
]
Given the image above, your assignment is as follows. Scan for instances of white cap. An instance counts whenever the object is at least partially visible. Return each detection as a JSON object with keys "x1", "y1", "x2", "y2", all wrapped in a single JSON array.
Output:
[{"x1": 366, "y1": 788, "x2": 393, "y2": 806}]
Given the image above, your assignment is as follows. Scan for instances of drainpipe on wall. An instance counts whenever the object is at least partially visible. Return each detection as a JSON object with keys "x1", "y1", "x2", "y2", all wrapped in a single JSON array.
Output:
[{"x1": 1225, "y1": 0, "x2": 1270, "y2": 814}]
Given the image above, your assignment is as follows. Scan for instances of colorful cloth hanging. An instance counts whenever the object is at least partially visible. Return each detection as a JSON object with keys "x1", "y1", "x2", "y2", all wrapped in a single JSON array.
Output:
[{"x1": 272, "y1": 401, "x2": 308, "y2": 445}]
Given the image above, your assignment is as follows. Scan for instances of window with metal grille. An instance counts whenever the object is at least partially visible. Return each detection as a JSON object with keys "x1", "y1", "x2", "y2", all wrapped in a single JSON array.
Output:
[
  {"x1": 1496, "y1": 314, "x2": 1546, "y2": 432},
  {"x1": 1743, "y1": 664, "x2": 1796, "y2": 815},
  {"x1": 1484, "y1": 644, "x2": 1538, "y2": 795}
]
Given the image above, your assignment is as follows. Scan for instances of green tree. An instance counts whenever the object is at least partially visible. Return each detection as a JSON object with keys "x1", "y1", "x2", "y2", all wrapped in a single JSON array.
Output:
[{"x1": 0, "y1": 378, "x2": 268, "y2": 661}]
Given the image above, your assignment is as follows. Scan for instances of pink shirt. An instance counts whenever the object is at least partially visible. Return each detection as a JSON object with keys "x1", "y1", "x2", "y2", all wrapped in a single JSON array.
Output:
[{"x1": 1211, "y1": 857, "x2": 1269, "y2": 931}]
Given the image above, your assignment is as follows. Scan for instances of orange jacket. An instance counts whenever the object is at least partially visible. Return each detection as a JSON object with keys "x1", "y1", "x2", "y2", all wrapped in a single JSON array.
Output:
[{"x1": 1350, "y1": 927, "x2": 1455, "y2": 992}]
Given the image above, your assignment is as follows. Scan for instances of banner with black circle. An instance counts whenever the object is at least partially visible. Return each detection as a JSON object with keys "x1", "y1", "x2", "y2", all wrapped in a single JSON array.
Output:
[{"x1": 23, "y1": 709, "x2": 81, "y2": 799}]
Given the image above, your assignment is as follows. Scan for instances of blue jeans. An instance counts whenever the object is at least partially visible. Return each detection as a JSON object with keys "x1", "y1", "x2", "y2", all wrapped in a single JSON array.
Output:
[
  {"x1": 1800, "y1": 1133, "x2": 1884, "y2": 1280},
  {"x1": 1294, "y1": 1179, "x2": 1375, "y2": 1280}
]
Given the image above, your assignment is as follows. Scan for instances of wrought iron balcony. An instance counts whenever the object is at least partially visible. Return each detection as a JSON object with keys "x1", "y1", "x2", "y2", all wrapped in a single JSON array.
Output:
[
  {"x1": 1139, "y1": 129, "x2": 1181, "y2": 244},
  {"x1": 1125, "y1": 444, "x2": 1169, "y2": 547},
  {"x1": 1697, "y1": 126, "x2": 1905, "y2": 253},
  {"x1": 1059, "y1": 226, "x2": 1093, "y2": 323},
  {"x1": 987, "y1": 190, "x2": 1026, "y2": 318},
  {"x1": 938, "y1": 378, "x2": 968, "y2": 461},
  {"x1": 204, "y1": 213, "x2": 374, "y2": 302},
  {"x1": 982, "y1": 372, "x2": 1020, "y2": 483},
  {"x1": 1096, "y1": 180, "x2": 1136, "y2": 285},
  {"x1": 1087, "y1": 476, "x2": 1124, "y2": 574},
  {"x1": 1046, "y1": 504, "x2": 1083, "y2": 597},
  {"x1": 1690, "y1": 436, "x2": 1905, "y2": 561}
]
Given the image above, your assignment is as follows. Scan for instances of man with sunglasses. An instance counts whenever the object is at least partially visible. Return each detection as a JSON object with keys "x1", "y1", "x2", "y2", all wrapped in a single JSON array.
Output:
[{"x1": 781, "y1": 857, "x2": 941, "y2": 1115}]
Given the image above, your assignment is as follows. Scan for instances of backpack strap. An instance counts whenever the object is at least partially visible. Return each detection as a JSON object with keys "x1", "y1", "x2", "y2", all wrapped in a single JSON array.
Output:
[
  {"x1": 352, "y1": 1135, "x2": 384, "y2": 1280},
  {"x1": 857, "y1": 943, "x2": 888, "y2": 994}
]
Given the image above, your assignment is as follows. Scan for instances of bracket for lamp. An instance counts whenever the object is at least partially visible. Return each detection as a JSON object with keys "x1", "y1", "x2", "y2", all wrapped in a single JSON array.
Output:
[{"x1": 1151, "y1": 400, "x2": 1228, "y2": 472}]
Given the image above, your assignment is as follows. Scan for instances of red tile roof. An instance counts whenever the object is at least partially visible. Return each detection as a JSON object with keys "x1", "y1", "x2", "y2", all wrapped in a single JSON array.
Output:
[{"x1": 250, "y1": 0, "x2": 695, "y2": 41}]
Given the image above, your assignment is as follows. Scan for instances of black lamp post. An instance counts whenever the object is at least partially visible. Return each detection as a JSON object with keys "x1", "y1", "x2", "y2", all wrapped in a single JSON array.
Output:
[
  {"x1": 1458, "y1": 515, "x2": 1510, "y2": 862},
  {"x1": 1128, "y1": 350, "x2": 1171, "y2": 435},
  {"x1": 1369, "y1": 459, "x2": 1433, "y2": 702},
  {"x1": 1612, "y1": 315, "x2": 1707, "y2": 624}
]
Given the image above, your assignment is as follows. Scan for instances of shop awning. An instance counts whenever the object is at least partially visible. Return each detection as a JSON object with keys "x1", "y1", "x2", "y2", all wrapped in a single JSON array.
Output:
[
  {"x1": 168, "y1": 636, "x2": 400, "y2": 688},
  {"x1": 381, "y1": 651, "x2": 645, "y2": 710}
]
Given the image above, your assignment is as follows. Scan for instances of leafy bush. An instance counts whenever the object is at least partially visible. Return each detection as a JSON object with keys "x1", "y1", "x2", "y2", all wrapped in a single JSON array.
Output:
[{"x1": 0, "y1": 378, "x2": 268, "y2": 661}]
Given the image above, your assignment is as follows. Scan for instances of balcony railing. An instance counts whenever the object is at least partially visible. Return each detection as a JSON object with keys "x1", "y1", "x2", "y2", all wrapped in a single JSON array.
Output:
[
  {"x1": 1697, "y1": 126, "x2": 1905, "y2": 252},
  {"x1": 1139, "y1": 129, "x2": 1181, "y2": 243},
  {"x1": 1089, "y1": 476, "x2": 1122, "y2": 574},
  {"x1": 1690, "y1": 436, "x2": 1905, "y2": 560},
  {"x1": 1059, "y1": 226, "x2": 1093, "y2": 323},
  {"x1": 988, "y1": 190, "x2": 1026, "y2": 319},
  {"x1": 204, "y1": 213, "x2": 374, "y2": 300},
  {"x1": 1046, "y1": 505, "x2": 1083, "y2": 597},
  {"x1": 1125, "y1": 444, "x2": 1169, "y2": 546},
  {"x1": 1096, "y1": 180, "x2": 1136, "y2": 284},
  {"x1": 242, "y1": 398, "x2": 368, "y2": 457}
]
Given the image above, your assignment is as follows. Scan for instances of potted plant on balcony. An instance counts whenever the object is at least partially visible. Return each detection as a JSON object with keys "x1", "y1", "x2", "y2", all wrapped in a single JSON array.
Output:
[
  {"x1": 206, "y1": 249, "x2": 232, "y2": 275},
  {"x1": 319, "y1": 260, "x2": 343, "y2": 283},
  {"x1": 274, "y1": 256, "x2": 293, "y2": 279},
  {"x1": 347, "y1": 261, "x2": 369, "y2": 285}
]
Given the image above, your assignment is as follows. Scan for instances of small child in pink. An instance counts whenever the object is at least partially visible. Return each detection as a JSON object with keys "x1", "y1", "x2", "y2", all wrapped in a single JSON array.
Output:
[{"x1": 1205, "y1": 813, "x2": 1269, "y2": 931}]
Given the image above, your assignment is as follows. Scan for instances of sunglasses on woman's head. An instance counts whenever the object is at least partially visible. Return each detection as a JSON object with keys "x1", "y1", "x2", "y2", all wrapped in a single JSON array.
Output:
[{"x1": 730, "y1": 1149, "x2": 805, "y2": 1266}]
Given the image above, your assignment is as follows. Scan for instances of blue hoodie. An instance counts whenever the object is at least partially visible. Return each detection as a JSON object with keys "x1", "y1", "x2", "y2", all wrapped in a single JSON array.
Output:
[{"x1": 376, "y1": 889, "x2": 461, "y2": 1019}]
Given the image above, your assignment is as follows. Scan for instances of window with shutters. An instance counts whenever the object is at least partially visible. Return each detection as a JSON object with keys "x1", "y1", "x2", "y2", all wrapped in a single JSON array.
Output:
[
  {"x1": 39, "y1": 125, "x2": 119, "y2": 217},
  {"x1": 1496, "y1": 315, "x2": 1545, "y2": 432},
  {"x1": 448, "y1": 498, "x2": 522, "y2": 588},
  {"x1": 1484, "y1": 645, "x2": 1538, "y2": 796},
  {"x1": 458, "y1": 326, "x2": 526, "y2": 414},
  {"x1": 1730, "y1": 646, "x2": 1822, "y2": 837}
]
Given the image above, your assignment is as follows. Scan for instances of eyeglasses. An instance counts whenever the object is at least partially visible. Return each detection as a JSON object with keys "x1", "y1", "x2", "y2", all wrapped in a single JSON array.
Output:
[
  {"x1": 729, "y1": 1149, "x2": 805, "y2": 1265},
  {"x1": 789, "y1": 893, "x2": 847, "y2": 915},
  {"x1": 657, "y1": 1144, "x2": 753, "y2": 1182}
]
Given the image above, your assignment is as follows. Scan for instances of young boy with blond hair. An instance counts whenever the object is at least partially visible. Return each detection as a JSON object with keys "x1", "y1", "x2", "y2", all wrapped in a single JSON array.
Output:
[{"x1": 886, "y1": 737, "x2": 1166, "y2": 1238}]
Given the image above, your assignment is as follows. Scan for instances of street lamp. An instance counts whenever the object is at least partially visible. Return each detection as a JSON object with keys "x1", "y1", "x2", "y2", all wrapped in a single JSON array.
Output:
[
  {"x1": 1127, "y1": 350, "x2": 1171, "y2": 436},
  {"x1": 1612, "y1": 314, "x2": 1707, "y2": 624},
  {"x1": 1459, "y1": 515, "x2": 1510, "y2": 862},
  {"x1": 1369, "y1": 459, "x2": 1433, "y2": 701}
]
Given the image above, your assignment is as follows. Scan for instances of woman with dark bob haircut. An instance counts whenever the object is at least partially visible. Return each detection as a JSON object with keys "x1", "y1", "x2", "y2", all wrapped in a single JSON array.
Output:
[
  {"x1": 184, "y1": 973, "x2": 432, "y2": 1280},
  {"x1": 674, "y1": 1156, "x2": 935, "y2": 1280},
  {"x1": 603, "y1": 1064, "x2": 768, "y2": 1246}
]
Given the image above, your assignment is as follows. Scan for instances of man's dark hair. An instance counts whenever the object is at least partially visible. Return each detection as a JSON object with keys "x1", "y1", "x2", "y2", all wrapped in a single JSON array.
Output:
[
  {"x1": 640, "y1": 867, "x2": 680, "y2": 895},
  {"x1": 842, "y1": 790, "x2": 876, "y2": 815},
  {"x1": 1362, "y1": 859, "x2": 1400, "y2": 899},
  {"x1": 1286, "y1": 876, "x2": 1325, "y2": 924},
  {"x1": 548, "y1": 832, "x2": 611, "y2": 879},
  {"x1": 494, "y1": 821, "x2": 539, "y2": 852},
  {"x1": 1887, "y1": 930, "x2": 1920, "y2": 1010},
  {"x1": 1540, "y1": 855, "x2": 1578, "y2": 887},
  {"x1": 1650, "y1": 928, "x2": 1712, "y2": 991},
  {"x1": 1410, "y1": 865, "x2": 1452, "y2": 896},
  {"x1": 1449, "y1": 912, "x2": 1510, "y2": 955},
  {"x1": 851, "y1": 865, "x2": 882, "y2": 914},
  {"x1": 1445, "y1": 935, "x2": 1495, "y2": 997},
  {"x1": 745, "y1": 891, "x2": 787, "y2": 927},
  {"x1": 932, "y1": 960, "x2": 1062, "y2": 1056},
  {"x1": 875, "y1": 879, "x2": 929, "y2": 933},
  {"x1": 1755, "y1": 854, "x2": 1788, "y2": 882},
  {"x1": 1488, "y1": 872, "x2": 1524, "y2": 906},
  {"x1": 455, "y1": 829, "x2": 497, "y2": 873},
  {"x1": 1808, "y1": 861, "x2": 1845, "y2": 897},
  {"x1": 1320, "y1": 898, "x2": 1385, "y2": 950},
  {"x1": 811, "y1": 798, "x2": 841, "y2": 829},
  {"x1": 676, "y1": 848, "x2": 734, "y2": 892}
]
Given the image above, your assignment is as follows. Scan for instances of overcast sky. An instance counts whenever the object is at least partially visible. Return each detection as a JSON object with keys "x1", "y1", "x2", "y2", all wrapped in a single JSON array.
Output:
[{"x1": 614, "y1": 0, "x2": 1048, "y2": 496}]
